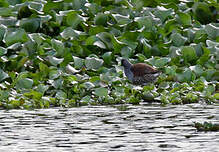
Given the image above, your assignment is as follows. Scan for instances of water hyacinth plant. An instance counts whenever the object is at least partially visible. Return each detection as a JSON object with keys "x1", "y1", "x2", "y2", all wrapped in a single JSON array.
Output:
[{"x1": 0, "y1": 0, "x2": 218, "y2": 109}]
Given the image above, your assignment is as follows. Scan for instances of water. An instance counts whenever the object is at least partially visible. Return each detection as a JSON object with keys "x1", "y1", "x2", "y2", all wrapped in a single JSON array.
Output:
[{"x1": 0, "y1": 103, "x2": 218, "y2": 152}]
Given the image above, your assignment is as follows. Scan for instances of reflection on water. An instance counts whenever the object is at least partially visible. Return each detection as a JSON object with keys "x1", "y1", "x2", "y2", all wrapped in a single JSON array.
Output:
[{"x1": 0, "y1": 103, "x2": 218, "y2": 152}]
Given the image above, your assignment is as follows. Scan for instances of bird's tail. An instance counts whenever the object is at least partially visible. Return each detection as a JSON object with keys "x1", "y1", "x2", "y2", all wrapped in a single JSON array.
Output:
[{"x1": 153, "y1": 71, "x2": 162, "y2": 77}]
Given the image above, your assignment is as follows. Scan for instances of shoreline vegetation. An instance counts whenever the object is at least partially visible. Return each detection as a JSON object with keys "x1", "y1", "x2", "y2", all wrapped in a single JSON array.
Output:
[{"x1": 0, "y1": 0, "x2": 218, "y2": 109}]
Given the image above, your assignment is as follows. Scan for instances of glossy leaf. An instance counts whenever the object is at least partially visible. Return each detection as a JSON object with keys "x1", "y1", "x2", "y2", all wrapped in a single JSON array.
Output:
[
  {"x1": 205, "y1": 24, "x2": 219, "y2": 40},
  {"x1": 0, "y1": 46, "x2": 7, "y2": 56},
  {"x1": 85, "y1": 57, "x2": 103, "y2": 70},
  {"x1": 181, "y1": 46, "x2": 197, "y2": 63},
  {"x1": 0, "y1": 24, "x2": 6, "y2": 41},
  {"x1": 154, "y1": 57, "x2": 171, "y2": 68},
  {"x1": 94, "y1": 87, "x2": 108, "y2": 97},
  {"x1": 112, "y1": 14, "x2": 132, "y2": 26},
  {"x1": 5, "y1": 29, "x2": 29, "y2": 46},
  {"x1": 60, "y1": 27, "x2": 75, "y2": 39},
  {"x1": 171, "y1": 33, "x2": 187, "y2": 47},
  {"x1": 16, "y1": 78, "x2": 33, "y2": 89},
  {"x1": 64, "y1": 11, "x2": 84, "y2": 28},
  {"x1": 102, "y1": 52, "x2": 112, "y2": 65},
  {"x1": 177, "y1": 12, "x2": 191, "y2": 26},
  {"x1": 0, "y1": 69, "x2": 9, "y2": 82},
  {"x1": 20, "y1": 18, "x2": 40, "y2": 33},
  {"x1": 73, "y1": 56, "x2": 84, "y2": 69},
  {"x1": 94, "y1": 13, "x2": 108, "y2": 26},
  {"x1": 51, "y1": 39, "x2": 64, "y2": 57},
  {"x1": 48, "y1": 56, "x2": 64, "y2": 66},
  {"x1": 154, "y1": 6, "x2": 173, "y2": 22}
]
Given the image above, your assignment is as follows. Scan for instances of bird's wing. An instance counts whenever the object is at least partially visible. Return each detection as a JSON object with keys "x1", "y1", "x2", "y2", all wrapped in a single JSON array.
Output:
[{"x1": 131, "y1": 63, "x2": 159, "y2": 76}]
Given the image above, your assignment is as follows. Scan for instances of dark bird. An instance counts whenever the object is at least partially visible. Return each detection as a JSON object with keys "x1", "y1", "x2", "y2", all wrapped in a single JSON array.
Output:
[{"x1": 121, "y1": 59, "x2": 161, "y2": 85}]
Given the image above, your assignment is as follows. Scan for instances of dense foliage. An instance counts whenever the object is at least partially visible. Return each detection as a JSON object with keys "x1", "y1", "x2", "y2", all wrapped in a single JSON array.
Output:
[{"x1": 0, "y1": 0, "x2": 218, "y2": 109}]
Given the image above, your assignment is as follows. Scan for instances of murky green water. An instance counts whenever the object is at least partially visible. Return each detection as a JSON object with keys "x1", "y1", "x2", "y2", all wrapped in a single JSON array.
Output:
[{"x1": 0, "y1": 103, "x2": 218, "y2": 152}]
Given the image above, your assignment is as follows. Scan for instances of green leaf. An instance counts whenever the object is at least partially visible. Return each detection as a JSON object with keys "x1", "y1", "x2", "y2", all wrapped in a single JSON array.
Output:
[
  {"x1": 176, "y1": 68, "x2": 195, "y2": 82},
  {"x1": 203, "y1": 85, "x2": 215, "y2": 96},
  {"x1": 165, "y1": 65, "x2": 177, "y2": 76},
  {"x1": 205, "y1": 24, "x2": 219, "y2": 40},
  {"x1": 39, "y1": 62, "x2": 49, "y2": 78},
  {"x1": 177, "y1": 12, "x2": 191, "y2": 26},
  {"x1": 164, "y1": 19, "x2": 178, "y2": 35},
  {"x1": 184, "y1": 29, "x2": 195, "y2": 43},
  {"x1": 28, "y1": 1, "x2": 43, "y2": 10},
  {"x1": 194, "y1": 29, "x2": 207, "y2": 43},
  {"x1": 0, "y1": 0, "x2": 9, "y2": 7},
  {"x1": 85, "y1": 35, "x2": 99, "y2": 45},
  {"x1": 20, "y1": 18, "x2": 40, "y2": 33},
  {"x1": 93, "y1": 40, "x2": 106, "y2": 49},
  {"x1": 0, "y1": 46, "x2": 7, "y2": 56},
  {"x1": 202, "y1": 69, "x2": 217, "y2": 81},
  {"x1": 154, "y1": 57, "x2": 171, "y2": 68},
  {"x1": 55, "y1": 90, "x2": 67, "y2": 99},
  {"x1": 0, "y1": 90, "x2": 9, "y2": 100},
  {"x1": 190, "y1": 43, "x2": 203, "y2": 57},
  {"x1": 154, "y1": 6, "x2": 173, "y2": 22},
  {"x1": 136, "y1": 53, "x2": 147, "y2": 62},
  {"x1": 206, "y1": 40, "x2": 219, "y2": 48},
  {"x1": 197, "y1": 47, "x2": 210, "y2": 65},
  {"x1": 0, "y1": 7, "x2": 12, "y2": 17},
  {"x1": 73, "y1": 56, "x2": 84, "y2": 69},
  {"x1": 16, "y1": 78, "x2": 33, "y2": 89},
  {"x1": 94, "y1": 13, "x2": 108, "y2": 26},
  {"x1": 0, "y1": 69, "x2": 8, "y2": 82},
  {"x1": 66, "y1": 64, "x2": 79, "y2": 74},
  {"x1": 51, "y1": 39, "x2": 64, "y2": 57},
  {"x1": 60, "y1": 27, "x2": 75, "y2": 39},
  {"x1": 29, "y1": 33, "x2": 45, "y2": 45},
  {"x1": 80, "y1": 95, "x2": 93, "y2": 103},
  {"x1": 43, "y1": 1, "x2": 63, "y2": 14},
  {"x1": 97, "y1": 32, "x2": 113, "y2": 49},
  {"x1": 83, "y1": 82, "x2": 95, "y2": 90},
  {"x1": 111, "y1": 14, "x2": 132, "y2": 26},
  {"x1": 49, "y1": 69, "x2": 61, "y2": 80},
  {"x1": 61, "y1": 27, "x2": 86, "y2": 40},
  {"x1": 35, "y1": 84, "x2": 49, "y2": 95},
  {"x1": 171, "y1": 33, "x2": 187, "y2": 47},
  {"x1": 102, "y1": 52, "x2": 112, "y2": 65},
  {"x1": 190, "y1": 65, "x2": 203, "y2": 77},
  {"x1": 89, "y1": 26, "x2": 106, "y2": 35},
  {"x1": 136, "y1": 16, "x2": 153, "y2": 29},
  {"x1": 0, "y1": 24, "x2": 6, "y2": 41},
  {"x1": 17, "y1": 5, "x2": 33, "y2": 19},
  {"x1": 5, "y1": 29, "x2": 29, "y2": 46},
  {"x1": 213, "y1": 93, "x2": 219, "y2": 100},
  {"x1": 121, "y1": 46, "x2": 133, "y2": 58},
  {"x1": 94, "y1": 87, "x2": 108, "y2": 97},
  {"x1": 111, "y1": 36, "x2": 125, "y2": 54},
  {"x1": 48, "y1": 56, "x2": 64, "y2": 66},
  {"x1": 85, "y1": 57, "x2": 103, "y2": 70},
  {"x1": 193, "y1": 2, "x2": 215, "y2": 24},
  {"x1": 63, "y1": 11, "x2": 84, "y2": 28},
  {"x1": 181, "y1": 46, "x2": 197, "y2": 63},
  {"x1": 53, "y1": 79, "x2": 63, "y2": 89},
  {"x1": 139, "y1": 38, "x2": 152, "y2": 57},
  {"x1": 112, "y1": 86, "x2": 125, "y2": 97},
  {"x1": 142, "y1": 91, "x2": 154, "y2": 101},
  {"x1": 24, "y1": 90, "x2": 43, "y2": 100}
]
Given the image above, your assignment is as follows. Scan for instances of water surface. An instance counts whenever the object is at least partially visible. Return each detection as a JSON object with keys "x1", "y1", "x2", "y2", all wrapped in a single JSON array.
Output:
[{"x1": 0, "y1": 103, "x2": 218, "y2": 152}]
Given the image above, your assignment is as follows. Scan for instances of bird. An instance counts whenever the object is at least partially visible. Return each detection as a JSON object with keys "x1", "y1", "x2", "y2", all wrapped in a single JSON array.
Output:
[{"x1": 121, "y1": 59, "x2": 161, "y2": 85}]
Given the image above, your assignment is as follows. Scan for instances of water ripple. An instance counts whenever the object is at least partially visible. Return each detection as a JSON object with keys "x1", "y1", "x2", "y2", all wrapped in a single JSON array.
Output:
[{"x1": 0, "y1": 104, "x2": 218, "y2": 152}]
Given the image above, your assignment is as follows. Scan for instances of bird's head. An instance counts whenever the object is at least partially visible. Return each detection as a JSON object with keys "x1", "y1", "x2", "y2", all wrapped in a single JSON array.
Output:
[{"x1": 121, "y1": 59, "x2": 132, "y2": 69}]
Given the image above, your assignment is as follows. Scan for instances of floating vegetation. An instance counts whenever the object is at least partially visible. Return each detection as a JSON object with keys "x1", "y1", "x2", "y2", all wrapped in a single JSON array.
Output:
[{"x1": 0, "y1": 0, "x2": 218, "y2": 109}]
